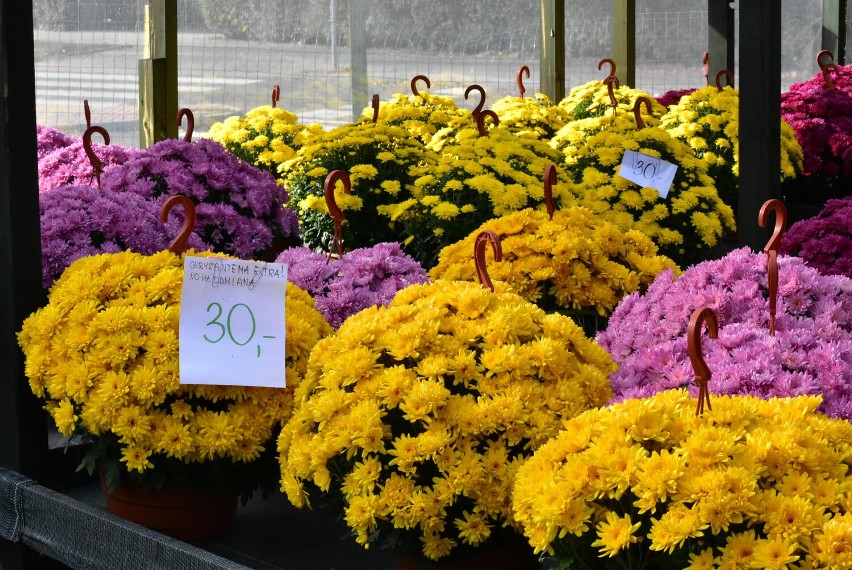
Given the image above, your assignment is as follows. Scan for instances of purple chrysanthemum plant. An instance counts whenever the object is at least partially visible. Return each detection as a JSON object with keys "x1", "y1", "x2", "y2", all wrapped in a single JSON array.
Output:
[
  {"x1": 39, "y1": 184, "x2": 208, "y2": 288},
  {"x1": 597, "y1": 247, "x2": 852, "y2": 418},
  {"x1": 276, "y1": 242, "x2": 428, "y2": 328},
  {"x1": 36, "y1": 125, "x2": 73, "y2": 160},
  {"x1": 100, "y1": 138, "x2": 299, "y2": 261},
  {"x1": 38, "y1": 138, "x2": 140, "y2": 192}
]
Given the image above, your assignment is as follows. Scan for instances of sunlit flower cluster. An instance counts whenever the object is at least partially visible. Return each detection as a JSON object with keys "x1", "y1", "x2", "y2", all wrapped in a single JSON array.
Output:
[
  {"x1": 18, "y1": 249, "x2": 331, "y2": 491},
  {"x1": 277, "y1": 279, "x2": 615, "y2": 561},
  {"x1": 513, "y1": 390, "x2": 852, "y2": 568},
  {"x1": 36, "y1": 124, "x2": 73, "y2": 159},
  {"x1": 38, "y1": 137, "x2": 140, "y2": 193},
  {"x1": 430, "y1": 207, "x2": 678, "y2": 316},
  {"x1": 553, "y1": 111, "x2": 735, "y2": 266},
  {"x1": 282, "y1": 120, "x2": 436, "y2": 252},
  {"x1": 361, "y1": 92, "x2": 465, "y2": 143},
  {"x1": 489, "y1": 93, "x2": 569, "y2": 140},
  {"x1": 558, "y1": 80, "x2": 666, "y2": 121},
  {"x1": 381, "y1": 121, "x2": 567, "y2": 267},
  {"x1": 208, "y1": 105, "x2": 323, "y2": 175},
  {"x1": 661, "y1": 85, "x2": 803, "y2": 212}
]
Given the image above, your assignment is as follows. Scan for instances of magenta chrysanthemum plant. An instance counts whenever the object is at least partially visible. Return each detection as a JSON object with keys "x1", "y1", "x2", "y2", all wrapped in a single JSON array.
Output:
[
  {"x1": 597, "y1": 247, "x2": 852, "y2": 418},
  {"x1": 39, "y1": 185, "x2": 208, "y2": 288},
  {"x1": 38, "y1": 139, "x2": 140, "y2": 192},
  {"x1": 276, "y1": 242, "x2": 428, "y2": 328},
  {"x1": 781, "y1": 66, "x2": 852, "y2": 177},
  {"x1": 655, "y1": 88, "x2": 696, "y2": 108},
  {"x1": 100, "y1": 138, "x2": 299, "y2": 261},
  {"x1": 36, "y1": 125, "x2": 73, "y2": 160},
  {"x1": 780, "y1": 196, "x2": 852, "y2": 277}
]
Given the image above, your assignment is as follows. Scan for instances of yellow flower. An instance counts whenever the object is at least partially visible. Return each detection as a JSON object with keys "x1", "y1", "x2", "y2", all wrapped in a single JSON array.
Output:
[
  {"x1": 51, "y1": 398, "x2": 78, "y2": 435},
  {"x1": 120, "y1": 445, "x2": 154, "y2": 472},
  {"x1": 591, "y1": 512, "x2": 641, "y2": 557},
  {"x1": 454, "y1": 511, "x2": 491, "y2": 546},
  {"x1": 750, "y1": 537, "x2": 799, "y2": 570}
]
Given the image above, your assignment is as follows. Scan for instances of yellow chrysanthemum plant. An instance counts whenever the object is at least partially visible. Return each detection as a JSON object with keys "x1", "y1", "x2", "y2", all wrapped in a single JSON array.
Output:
[
  {"x1": 381, "y1": 111, "x2": 572, "y2": 268},
  {"x1": 553, "y1": 98, "x2": 736, "y2": 267},
  {"x1": 207, "y1": 104, "x2": 324, "y2": 176},
  {"x1": 358, "y1": 75, "x2": 467, "y2": 144},
  {"x1": 282, "y1": 119, "x2": 438, "y2": 252},
  {"x1": 17, "y1": 202, "x2": 332, "y2": 498},
  {"x1": 557, "y1": 69, "x2": 667, "y2": 122},
  {"x1": 660, "y1": 84, "x2": 804, "y2": 213},
  {"x1": 277, "y1": 277, "x2": 616, "y2": 562},
  {"x1": 429, "y1": 192, "x2": 679, "y2": 331},
  {"x1": 513, "y1": 307, "x2": 852, "y2": 569},
  {"x1": 489, "y1": 93, "x2": 570, "y2": 140}
]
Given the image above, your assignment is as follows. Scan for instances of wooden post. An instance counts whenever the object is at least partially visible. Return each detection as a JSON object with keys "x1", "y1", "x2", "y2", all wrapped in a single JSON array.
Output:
[
  {"x1": 823, "y1": 0, "x2": 847, "y2": 66},
  {"x1": 707, "y1": 0, "x2": 735, "y2": 83},
  {"x1": 139, "y1": 0, "x2": 178, "y2": 147},
  {"x1": 349, "y1": 0, "x2": 368, "y2": 122},
  {"x1": 539, "y1": 0, "x2": 565, "y2": 101},
  {"x1": 739, "y1": 0, "x2": 781, "y2": 251},
  {"x1": 0, "y1": 0, "x2": 49, "y2": 565},
  {"x1": 611, "y1": 0, "x2": 635, "y2": 87}
]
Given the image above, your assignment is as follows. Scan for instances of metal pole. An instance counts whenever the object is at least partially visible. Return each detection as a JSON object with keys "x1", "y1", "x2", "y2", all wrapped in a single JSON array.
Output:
[{"x1": 539, "y1": 0, "x2": 565, "y2": 101}]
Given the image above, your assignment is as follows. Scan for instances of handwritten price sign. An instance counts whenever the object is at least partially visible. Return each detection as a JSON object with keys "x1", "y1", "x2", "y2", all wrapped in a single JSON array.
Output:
[
  {"x1": 617, "y1": 150, "x2": 679, "y2": 198},
  {"x1": 179, "y1": 256, "x2": 288, "y2": 388}
]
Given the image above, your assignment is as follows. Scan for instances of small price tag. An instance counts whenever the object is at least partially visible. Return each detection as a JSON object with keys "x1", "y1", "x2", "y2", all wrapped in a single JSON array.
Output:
[
  {"x1": 179, "y1": 256, "x2": 288, "y2": 388},
  {"x1": 617, "y1": 150, "x2": 679, "y2": 198}
]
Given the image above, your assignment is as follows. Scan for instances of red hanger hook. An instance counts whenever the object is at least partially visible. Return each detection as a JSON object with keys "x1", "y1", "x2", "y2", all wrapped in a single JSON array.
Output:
[
  {"x1": 817, "y1": 49, "x2": 835, "y2": 70},
  {"x1": 758, "y1": 199, "x2": 788, "y2": 337},
  {"x1": 410, "y1": 75, "x2": 431, "y2": 99},
  {"x1": 543, "y1": 164, "x2": 557, "y2": 220},
  {"x1": 371, "y1": 94, "x2": 380, "y2": 123},
  {"x1": 160, "y1": 195, "x2": 197, "y2": 255},
  {"x1": 823, "y1": 63, "x2": 839, "y2": 90},
  {"x1": 474, "y1": 230, "x2": 502, "y2": 292},
  {"x1": 688, "y1": 306, "x2": 719, "y2": 416},
  {"x1": 465, "y1": 84, "x2": 486, "y2": 121},
  {"x1": 476, "y1": 109, "x2": 499, "y2": 137},
  {"x1": 715, "y1": 69, "x2": 734, "y2": 91},
  {"x1": 177, "y1": 108, "x2": 194, "y2": 143},
  {"x1": 517, "y1": 65, "x2": 530, "y2": 98},
  {"x1": 702, "y1": 52, "x2": 709, "y2": 86},
  {"x1": 83, "y1": 99, "x2": 92, "y2": 130},
  {"x1": 324, "y1": 170, "x2": 351, "y2": 259},
  {"x1": 82, "y1": 125, "x2": 109, "y2": 189},
  {"x1": 598, "y1": 58, "x2": 616, "y2": 81},
  {"x1": 604, "y1": 75, "x2": 620, "y2": 116},
  {"x1": 633, "y1": 97, "x2": 653, "y2": 130},
  {"x1": 272, "y1": 84, "x2": 280, "y2": 107}
]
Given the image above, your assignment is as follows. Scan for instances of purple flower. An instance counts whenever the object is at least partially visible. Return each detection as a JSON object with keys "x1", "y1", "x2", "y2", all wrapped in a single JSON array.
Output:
[
  {"x1": 38, "y1": 139, "x2": 140, "y2": 192},
  {"x1": 598, "y1": 247, "x2": 852, "y2": 417},
  {"x1": 39, "y1": 185, "x2": 208, "y2": 287},
  {"x1": 100, "y1": 138, "x2": 299, "y2": 260},
  {"x1": 36, "y1": 125, "x2": 73, "y2": 160},
  {"x1": 655, "y1": 88, "x2": 696, "y2": 107},
  {"x1": 780, "y1": 196, "x2": 852, "y2": 278},
  {"x1": 276, "y1": 242, "x2": 429, "y2": 328}
]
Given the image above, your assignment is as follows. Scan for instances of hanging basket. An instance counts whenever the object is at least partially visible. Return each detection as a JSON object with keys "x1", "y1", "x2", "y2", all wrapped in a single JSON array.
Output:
[{"x1": 100, "y1": 473, "x2": 238, "y2": 541}]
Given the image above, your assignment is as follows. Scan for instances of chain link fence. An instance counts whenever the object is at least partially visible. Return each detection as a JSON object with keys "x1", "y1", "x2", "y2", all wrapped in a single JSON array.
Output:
[{"x1": 33, "y1": 0, "x2": 822, "y2": 147}]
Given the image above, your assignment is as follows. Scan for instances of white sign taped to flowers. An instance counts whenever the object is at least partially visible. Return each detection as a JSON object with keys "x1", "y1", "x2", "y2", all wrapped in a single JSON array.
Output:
[
  {"x1": 179, "y1": 256, "x2": 287, "y2": 388},
  {"x1": 617, "y1": 150, "x2": 678, "y2": 198}
]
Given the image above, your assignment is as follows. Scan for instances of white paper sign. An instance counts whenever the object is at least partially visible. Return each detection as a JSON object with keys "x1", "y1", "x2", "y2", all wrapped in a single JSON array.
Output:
[
  {"x1": 179, "y1": 256, "x2": 287, "y2": 388},
  {"x1": 617, "y1": 150, "x2": 679, "y2": 198}
]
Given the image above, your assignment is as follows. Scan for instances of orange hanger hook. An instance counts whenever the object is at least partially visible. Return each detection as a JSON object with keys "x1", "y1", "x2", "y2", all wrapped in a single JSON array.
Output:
[
  {"x1": 817, "y1": 49, "x2": 835, "y2": 70},
  {"x1": 687, "y1": 306, "x2": 719, "y2": 416},
  {"x1": 82, "y1": 125, "x2": 109, "y2": 189},
  {"x1": 474, "y1": 230, "x2": 502, "y2": 292},
  {"x1": 411, "y1": 75, "x2": 431, "y2": 99},
  {"x1": 517, "y1": 65, "x2": 530, "y2": 98},
  {"x1": 597, "y1": 57, "x2": 616, "y2": 81},
  {"x1": 465, "y1": 84, "x2": 486, "y2": 121},
  {"x1": 272, "y1": 84, "x2": 280, "y2": 107},
  {"x1": 543, "y1": 164, "x2": 557, "y2": 220},
  {"x1": 83, "y1": 99, "x2": 92, "y2": 130},
  {"x1": 633, "y1": 96, "x2": 653, "y2": 130},
  {"x1": 758, "y1": 199, "x2": 788, "y2": 336},
  {"x1": 371, "y1": 94, "x2": 380, "y2": 123},
  {"x1": 715, "y1": 69, "x2": 734, "y2": 91},
  {"x1": 160, "y1": 195, "x2": 197, "y2": 255},
  {"x1": 476, "y1": 109, "x2": 499, "y2": 137},
  {"x1": 702, "y1": 52, "x2": 709, "y2": 85},
  {"x1": 604, "y1": 75, "x2": 620, "y2": 116},
  {"x1": 177, "y1": 108, "x2": 194, "y2": 143},
  {"x1": 323, "y1": 170, "x2": 351, "y2": 259}
]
